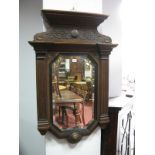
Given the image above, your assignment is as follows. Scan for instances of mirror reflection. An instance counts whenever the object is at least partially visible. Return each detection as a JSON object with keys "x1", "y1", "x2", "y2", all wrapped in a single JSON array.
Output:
[{"x1": 51, "y1": 55, "x2": 95, "y2": 130}]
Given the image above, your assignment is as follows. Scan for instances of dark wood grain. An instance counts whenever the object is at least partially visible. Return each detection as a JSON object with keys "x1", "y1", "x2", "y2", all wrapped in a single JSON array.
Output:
[
  {"x1": 42, "y1": 9, "x2": 108, "y2": 28},
  {"x1": 101, "y1": 107, "x2": 121, "y2": 155},
  {"x1": 36, "y1": 55, "x2": 50, "y2": 134}
]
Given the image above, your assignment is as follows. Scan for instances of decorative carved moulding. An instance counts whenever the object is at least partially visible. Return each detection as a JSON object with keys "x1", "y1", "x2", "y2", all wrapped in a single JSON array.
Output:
[{"x1": 29, "y1": 9, "x2": 117, "y2": 143}]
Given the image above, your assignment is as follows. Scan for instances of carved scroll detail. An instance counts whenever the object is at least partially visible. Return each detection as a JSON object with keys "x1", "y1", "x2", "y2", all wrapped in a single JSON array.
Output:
[{"x1": 34, "y1": 27, "x2": 112, "y2": 44}]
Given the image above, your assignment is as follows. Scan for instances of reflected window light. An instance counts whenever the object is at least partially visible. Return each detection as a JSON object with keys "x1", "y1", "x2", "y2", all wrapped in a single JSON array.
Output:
[
  {"x1": 72, "y1": 59, "x2": 77, "y2": 62},
  {"x1": 65, "y1": 59, "x2": 70, "y2": 71}
]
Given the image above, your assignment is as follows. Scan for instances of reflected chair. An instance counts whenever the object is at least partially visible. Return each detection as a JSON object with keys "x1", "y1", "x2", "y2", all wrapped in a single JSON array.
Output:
[
  {"x1": 62, "y1": 90, "x2": 87, "y2": 127},
  {"x1": 53, "y1": 75, "x2": 87, "y2": 127},
  {"x1": 52, "y1": 75, "x2": 62, "y2": 98}
]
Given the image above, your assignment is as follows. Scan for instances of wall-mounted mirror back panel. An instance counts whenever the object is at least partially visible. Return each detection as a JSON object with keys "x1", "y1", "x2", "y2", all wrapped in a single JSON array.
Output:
[{"x1": 29, "y1": 9, "x2": 117, "y2": 143}]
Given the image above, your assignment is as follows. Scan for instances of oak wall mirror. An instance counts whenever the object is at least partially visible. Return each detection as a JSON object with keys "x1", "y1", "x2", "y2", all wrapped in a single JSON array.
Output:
[{"x1": 29, "y1": 9, "x2": 117, "y2": 143}]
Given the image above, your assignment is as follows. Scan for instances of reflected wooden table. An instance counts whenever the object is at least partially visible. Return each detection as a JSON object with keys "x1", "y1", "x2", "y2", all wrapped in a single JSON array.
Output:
[
  {"x1": 53, "y1": 90, "x2": 85, "y2": 127},
  {"x1": 70, "y1": 81, "x2": 92, "y2": 100},
  {"x1": 70, "y1": 81, "x2": 87, "y2": 89},
  {"x1": 73, "y1": 81, "x2": 87, "y2": 85}
]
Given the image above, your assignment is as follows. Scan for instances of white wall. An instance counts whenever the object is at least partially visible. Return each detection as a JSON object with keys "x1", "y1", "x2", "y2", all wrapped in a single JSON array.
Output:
[
  {"x1": 19, "y1": 0, "x2": 45, "y2": 155},
  {"x1": 43, "y1": 0, "x2": 102, "y2": 13},
  {"x1": 102, "y1": 0, "x2": 122, "y2": 97},
  {"x1": 46, "y1": 128, "x2": 101, "y2": 155}
]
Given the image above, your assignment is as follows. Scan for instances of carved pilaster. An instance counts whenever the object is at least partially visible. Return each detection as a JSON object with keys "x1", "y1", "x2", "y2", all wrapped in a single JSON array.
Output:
[
  {"x1": 97, "y1": 44, "x2": 117, "y2": 129},
  {"x1": 36, "y1": 52, "x2": 50, "y2": 135}
]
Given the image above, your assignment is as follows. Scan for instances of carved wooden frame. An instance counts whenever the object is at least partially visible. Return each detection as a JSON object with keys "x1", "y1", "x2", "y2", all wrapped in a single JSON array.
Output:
[{"x1": 29, "y1": 10, "x2": 117, "y2": 143}]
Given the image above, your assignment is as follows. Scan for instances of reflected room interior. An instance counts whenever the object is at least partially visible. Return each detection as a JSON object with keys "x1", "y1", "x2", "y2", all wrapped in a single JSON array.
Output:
[{"x1": 51, "y1": 55, "x2": 95, "y2": 130}]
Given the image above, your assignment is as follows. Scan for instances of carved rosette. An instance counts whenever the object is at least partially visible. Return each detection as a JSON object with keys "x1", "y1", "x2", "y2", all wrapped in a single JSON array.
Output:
[{"x1": 67, "y1": 132, "x2": 82, "y2": 143}]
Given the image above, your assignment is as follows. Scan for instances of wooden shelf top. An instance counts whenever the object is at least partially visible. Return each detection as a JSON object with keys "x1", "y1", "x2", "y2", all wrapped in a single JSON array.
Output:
[{"x1": 42, "y1": 9, "x2": 109, "y2": 28}]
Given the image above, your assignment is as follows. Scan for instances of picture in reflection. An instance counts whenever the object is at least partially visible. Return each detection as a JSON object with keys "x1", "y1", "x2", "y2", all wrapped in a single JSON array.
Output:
[{"x1": 52, "y1": 55, "x2": 95, "y2": 130}]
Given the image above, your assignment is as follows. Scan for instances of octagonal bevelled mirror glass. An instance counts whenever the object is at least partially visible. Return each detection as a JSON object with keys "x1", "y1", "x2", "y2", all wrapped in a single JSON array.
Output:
[{"x1": 51, "y1": 55, "x2": 96, "y2": 130}]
